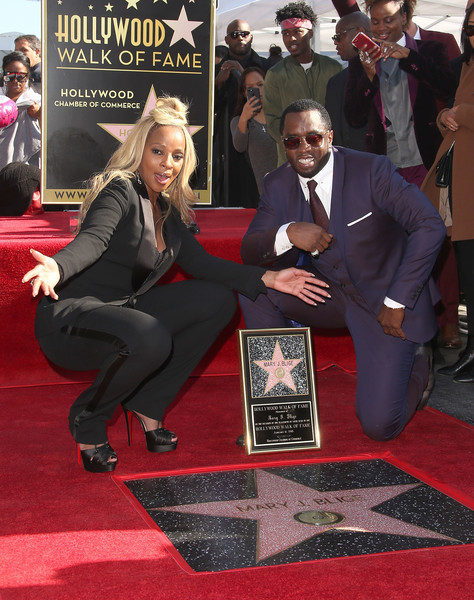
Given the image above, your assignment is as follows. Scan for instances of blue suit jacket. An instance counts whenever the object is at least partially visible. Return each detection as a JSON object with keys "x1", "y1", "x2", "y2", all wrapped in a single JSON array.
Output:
[{"x1": 240, "y1": 146, "x2": 446, "y2": 342}]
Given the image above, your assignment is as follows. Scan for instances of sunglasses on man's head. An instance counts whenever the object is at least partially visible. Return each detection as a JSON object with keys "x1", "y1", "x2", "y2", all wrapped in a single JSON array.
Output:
[
  {"x1": 463, "y1": 25, "x2": 474, "y2": 36},
  {"x1": 281, "y1": 133, "x2": 325, "y2": 150},
  {"x1": 3, "y1": 72, "x2": 28, "y2": 82},
  {"x1": 228, "y1": 30, "x2": 251, "y2": 39}
]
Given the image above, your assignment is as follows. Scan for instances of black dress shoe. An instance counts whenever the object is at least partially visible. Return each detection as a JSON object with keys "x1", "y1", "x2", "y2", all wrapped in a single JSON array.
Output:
[
  {"x1": 438, "y1": 337, "x2": 474, "y2": 377},
  {"x1": 453, "y1": 363, "x2": 474, "y2": 384},
  {"x1": 416, "y1": 342, "x2": 434, "y2": 410}
]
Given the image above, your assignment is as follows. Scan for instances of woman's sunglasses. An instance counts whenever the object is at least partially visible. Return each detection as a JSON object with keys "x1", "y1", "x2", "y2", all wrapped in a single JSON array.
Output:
[
  {"x1": 3, "y1": 72, "x2": 28, "y2": 82},
  {"x1": 281, "y1": 133, "x2": 324, "y2": 150},
  {"x1": 463, "y1": 25, "x2": 474, "y2": 37}
]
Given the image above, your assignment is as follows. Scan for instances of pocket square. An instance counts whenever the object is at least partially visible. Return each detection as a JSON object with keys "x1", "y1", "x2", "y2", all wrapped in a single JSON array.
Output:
[{"x1": 347, "y1": 212, "x2": 372, "y2": 227}]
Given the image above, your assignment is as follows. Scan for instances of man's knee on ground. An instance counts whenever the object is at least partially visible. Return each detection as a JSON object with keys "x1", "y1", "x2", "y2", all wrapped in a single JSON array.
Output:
[{"x1": 360, "y1": 415, "x2": 404, "y2": 442}]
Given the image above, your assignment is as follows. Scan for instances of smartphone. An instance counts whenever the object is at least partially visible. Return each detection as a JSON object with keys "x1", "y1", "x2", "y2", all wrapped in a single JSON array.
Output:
[
  {"x1": 352, "y1": 32, "x2": 380, "y2": 52},
  {"x1": 247, "y1": 87, "x2": 261, "y2": 102}
]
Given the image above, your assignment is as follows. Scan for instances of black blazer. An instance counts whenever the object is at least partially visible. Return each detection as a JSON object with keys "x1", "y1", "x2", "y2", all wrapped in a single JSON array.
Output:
[
  {"x1": 35, "y1": 178, "x2": 266, "y2": 337},
  {"x1": 325, "y1": 68, "x2": 367, "y2": 152}
]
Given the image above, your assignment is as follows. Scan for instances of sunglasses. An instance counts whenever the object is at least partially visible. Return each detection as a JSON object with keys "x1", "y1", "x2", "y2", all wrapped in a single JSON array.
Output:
[
  {"x1": 331, "y1": 27, "x2": 357, "y2": 42},
  {"x1": 281, "y1": 133, "x2": 325, "y2": 150},
  {"x1": 228, "y1": 31, "x2": 251, "y2": 39},
  {"x1": 463, "y1": 25, "x2": 474, "y2": 36},
  {"x1": 3, "y1": 72, "x2": 28, "y2": 82}
]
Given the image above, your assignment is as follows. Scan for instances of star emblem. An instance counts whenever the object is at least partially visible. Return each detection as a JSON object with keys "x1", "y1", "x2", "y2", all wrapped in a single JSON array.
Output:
[
  {"x1": 125, "y1": 0, "x2": 140, "y2": 9},
  {"x1": 105, "y1": 3, "x2": 113, "y2": 11},
  {"x1": 253, "y1": 340, "x2": 302, "y2": 394},
  {"x1": 98, "y1": 85, "x2": 203, "y2": 143},
  {"x1": 163, "y1": 5, "x2": 203, "y2": 48},
  {"x1": 153, "y1": 469, "x2": 459, "y2": 562}
]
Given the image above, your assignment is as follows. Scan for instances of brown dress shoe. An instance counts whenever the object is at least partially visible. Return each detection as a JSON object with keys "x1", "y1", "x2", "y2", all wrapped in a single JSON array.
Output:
[{"x1": 440, "y1": 323, "x2": 462, "y2": 349}]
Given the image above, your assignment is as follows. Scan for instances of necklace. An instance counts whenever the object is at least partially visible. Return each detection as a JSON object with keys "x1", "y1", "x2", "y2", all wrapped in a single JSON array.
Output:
[{"x1": 254, "y1": 118, "x2": 266, "y2": 133}]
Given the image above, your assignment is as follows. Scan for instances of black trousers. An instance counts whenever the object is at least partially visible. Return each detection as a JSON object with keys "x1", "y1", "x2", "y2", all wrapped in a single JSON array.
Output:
[
  {"x1": 38, "y1": 280, "x2": 237, "y2": 444},
  {"x1": 454, "y1": 239, "x2": 474, "y2": 333}
]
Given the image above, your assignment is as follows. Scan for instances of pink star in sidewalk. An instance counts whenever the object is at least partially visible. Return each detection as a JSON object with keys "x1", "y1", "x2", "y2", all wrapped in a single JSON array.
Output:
[{"x1": 153, "y1": 470, "x2": 458, "y2": 563}]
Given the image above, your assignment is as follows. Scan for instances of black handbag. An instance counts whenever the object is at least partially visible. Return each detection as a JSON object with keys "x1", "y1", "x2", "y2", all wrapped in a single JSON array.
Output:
[{"x1": 435, "y1": 141, "x2": 455, "y2": 188}]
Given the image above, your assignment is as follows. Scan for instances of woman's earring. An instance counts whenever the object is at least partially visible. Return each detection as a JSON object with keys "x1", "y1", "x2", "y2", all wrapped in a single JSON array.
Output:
[{"x1": 136, "y1": 171, "x2": 143, "y2": 185}]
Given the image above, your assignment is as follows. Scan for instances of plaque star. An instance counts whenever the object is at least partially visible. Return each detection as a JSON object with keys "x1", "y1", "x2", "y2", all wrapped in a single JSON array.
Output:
[
  {"x1": 98, "y1": 85, "x2": 203, "y2": 144},
  {"x1": 153, "y1": 0, "x2": 167, "y2": 3},
  {"x1": 153, "y1": 470, "x2": 458, "y2": 562},
  {"x1": 105, "y1": 3, "x2": 113, "y2": 11},
  {"x1": 254, "y1": 340, "x2": 302, "y2": 394},
  {"x1": 163, "y1": 5, "x2": 203, "y2": 48},
  {"x1": 125, "y1": 0, "x2": 140, "y2": 9}
]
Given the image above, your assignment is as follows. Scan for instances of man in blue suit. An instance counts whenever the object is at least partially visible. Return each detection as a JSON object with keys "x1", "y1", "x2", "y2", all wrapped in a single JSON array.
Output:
[{"x1": 239, "y1": 99, "x2": 446, "y2": 441}]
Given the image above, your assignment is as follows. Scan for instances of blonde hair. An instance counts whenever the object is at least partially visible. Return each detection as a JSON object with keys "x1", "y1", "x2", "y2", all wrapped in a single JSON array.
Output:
[{"x1": 79, "y1": 96, "x2": 197, "y2": 225}]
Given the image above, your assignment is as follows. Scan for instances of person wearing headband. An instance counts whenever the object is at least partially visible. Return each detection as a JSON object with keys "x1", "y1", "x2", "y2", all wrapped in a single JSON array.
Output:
[
  {"x1": 239, "y1": 98, "x2": 446, "y2": 442},
  {"x1": 262, "y1": 1, "x2": 341, "y2": 166}
]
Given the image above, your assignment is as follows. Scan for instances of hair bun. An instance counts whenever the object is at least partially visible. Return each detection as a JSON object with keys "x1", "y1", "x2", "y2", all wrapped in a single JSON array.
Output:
[{"x1": 151, "y1": 95, "x2": 189, "y2": 127}]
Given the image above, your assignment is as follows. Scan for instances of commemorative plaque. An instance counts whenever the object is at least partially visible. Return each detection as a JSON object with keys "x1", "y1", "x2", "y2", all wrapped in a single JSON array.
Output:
[{"x1": 238, "y1": 328, "x2": 320, "y2": 455}]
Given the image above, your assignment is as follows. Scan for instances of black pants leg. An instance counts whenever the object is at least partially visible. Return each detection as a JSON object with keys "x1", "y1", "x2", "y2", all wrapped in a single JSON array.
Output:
[
  {"x1": 454, "y1": 239, "x2": 474, "y2": 334},
  {"x1": 39, "y1": 280, "x2": 237, "y2": 444}
]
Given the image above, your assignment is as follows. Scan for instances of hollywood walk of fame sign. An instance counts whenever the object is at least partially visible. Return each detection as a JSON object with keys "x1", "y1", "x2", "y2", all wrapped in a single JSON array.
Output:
[
  {"x1": 116, "y1": 458, "x2": 474, "y2": 573},
  {"x1": 238, "y1": 328, "x2": 320, "y2": 455},
  {"x1": 42, "y1": 0, "x2": 214, "y2": 203}
]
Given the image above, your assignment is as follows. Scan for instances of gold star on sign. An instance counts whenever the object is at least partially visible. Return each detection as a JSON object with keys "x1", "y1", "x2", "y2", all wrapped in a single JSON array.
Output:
[{"x1": 125, "y1": 0, "x2": 140, "y2": 9}]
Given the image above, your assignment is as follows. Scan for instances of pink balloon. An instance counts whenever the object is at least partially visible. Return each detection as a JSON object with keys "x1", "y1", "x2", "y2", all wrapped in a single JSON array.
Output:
[{"x1": 0, "y1": 96, "x2": 18, "y2": 128}]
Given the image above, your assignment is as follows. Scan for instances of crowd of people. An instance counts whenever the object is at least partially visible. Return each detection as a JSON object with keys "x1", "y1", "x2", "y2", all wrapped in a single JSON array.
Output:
[
  {"x1": 0, "y1": 35, "x2": 42, "y2": 215},
  {"x1": 9, "y1": 0, "x2": 473, "y2": 471}
]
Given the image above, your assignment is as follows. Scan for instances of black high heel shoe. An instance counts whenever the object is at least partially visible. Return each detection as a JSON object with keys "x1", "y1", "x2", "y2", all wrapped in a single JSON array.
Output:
[
  {"x1": 78, "y1": 443, "x2": 117, "y2": 473},
  {"x1": 123, "y1": 407, "x2": 178, "y2": 453}
]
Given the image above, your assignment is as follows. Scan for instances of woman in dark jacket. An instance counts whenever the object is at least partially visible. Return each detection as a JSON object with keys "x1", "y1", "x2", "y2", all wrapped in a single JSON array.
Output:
[{"x1": 22, "y1": 96, "x2": 327, "y2": 473}]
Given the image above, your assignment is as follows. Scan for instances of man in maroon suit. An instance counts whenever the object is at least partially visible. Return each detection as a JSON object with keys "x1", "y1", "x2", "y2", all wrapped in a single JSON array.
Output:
[{"x1": 239, "y1": 99, "x2": 445, "y2": 441}]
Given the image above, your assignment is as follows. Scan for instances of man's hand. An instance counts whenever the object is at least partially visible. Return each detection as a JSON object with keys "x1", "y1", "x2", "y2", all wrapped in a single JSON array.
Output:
[
  {"x1": 287, "y1": 222, "x2": 333, "y2": 255},
  {"x1": 215, "y1": 60, "x2": 244, "y2": 89},
  {"x1": 377, "y1": 305, "x2": 406, "y2": 340}
]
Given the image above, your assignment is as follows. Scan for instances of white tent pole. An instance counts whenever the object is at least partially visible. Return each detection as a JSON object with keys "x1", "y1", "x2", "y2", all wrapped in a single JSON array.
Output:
[{"x1": 311, "y1": 0, "x2": 321, "y2": 53}]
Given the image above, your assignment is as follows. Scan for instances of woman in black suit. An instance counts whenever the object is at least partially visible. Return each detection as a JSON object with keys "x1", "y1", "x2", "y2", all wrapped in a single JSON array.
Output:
[{"x1": 22, "y1": 96, "x2": 328, "y2": 473}]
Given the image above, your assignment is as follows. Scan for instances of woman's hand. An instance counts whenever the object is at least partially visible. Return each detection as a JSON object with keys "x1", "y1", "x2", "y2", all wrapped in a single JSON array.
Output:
[
  {"x1": 375, "y1": 40, "x2": 410, "y2": 62},
  {"x1": 262, "y1": 268, "x2": 331, "y2": 306},
  {"x1": 27, "y1": 101, "x2": 41, "y2": 119},
  {"x1": 238, "y1": 96, "x2": 261, "y2": 133},
  {"x1": 22, "y1": 249, "x2": 60, "y2": 300},
  {"x1": 439, "y1": 106, "x2": 459, "y2": 132},
  {"x1": 358, "y1": 42, "x2": 382, "y2": 81}
]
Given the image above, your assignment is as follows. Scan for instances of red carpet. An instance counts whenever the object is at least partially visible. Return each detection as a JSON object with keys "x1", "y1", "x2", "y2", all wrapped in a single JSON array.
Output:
[{"x1": 1, "y1": 369, "x2": 473, "y2": 599}]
